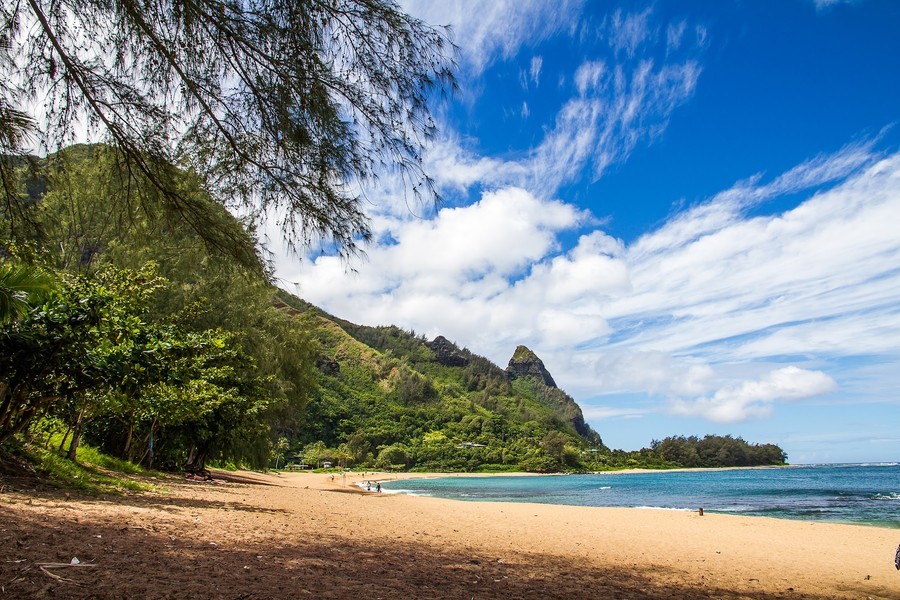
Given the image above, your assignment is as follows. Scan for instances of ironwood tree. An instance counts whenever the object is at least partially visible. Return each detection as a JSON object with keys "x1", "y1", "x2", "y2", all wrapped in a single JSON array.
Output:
[{"x1": 1, "y1": 0, "x2": 455, "y2": 264}]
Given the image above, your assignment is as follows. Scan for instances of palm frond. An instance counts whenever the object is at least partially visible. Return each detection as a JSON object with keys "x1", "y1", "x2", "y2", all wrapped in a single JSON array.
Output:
[{"x1": 0, "y1": 262, "x2": 56, "y2": 324}]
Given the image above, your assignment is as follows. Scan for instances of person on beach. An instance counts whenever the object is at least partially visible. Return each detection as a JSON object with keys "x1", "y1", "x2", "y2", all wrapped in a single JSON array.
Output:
[{"x1": 376, "y1": 482, "x2": 382, "y2": 493}]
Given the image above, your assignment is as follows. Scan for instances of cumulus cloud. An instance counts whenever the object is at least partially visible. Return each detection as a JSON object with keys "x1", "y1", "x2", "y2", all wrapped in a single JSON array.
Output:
[
  {"x1": 278, "y1": 142, "x2": 900, "y2": 426},
  {"x1": 671, "y1": 367, "x2": 838, "y2": 423},
  {"x1": 281, "y1": 187, "x2": 602, "y2": 351}
]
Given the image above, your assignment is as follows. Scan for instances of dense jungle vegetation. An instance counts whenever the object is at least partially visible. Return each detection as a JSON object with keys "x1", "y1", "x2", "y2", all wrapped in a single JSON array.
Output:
[
  {"x1": 0, "y1": 1, "x2": 786, "y2": 477},
  {"x1": 0, "y1": 146, "x2": 787, "y2": 474}
]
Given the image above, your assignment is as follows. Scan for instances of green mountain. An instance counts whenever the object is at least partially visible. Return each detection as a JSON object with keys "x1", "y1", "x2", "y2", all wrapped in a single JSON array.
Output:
[
  {"x1": 271, "y1": 292, "x2": 787, "y2": 473},
  {"x1": 2, "y1": 143, "x2": 787, "y2": 474},
  {"x1": 274, "y1": 290, "x2": 604, "y2": 472}
]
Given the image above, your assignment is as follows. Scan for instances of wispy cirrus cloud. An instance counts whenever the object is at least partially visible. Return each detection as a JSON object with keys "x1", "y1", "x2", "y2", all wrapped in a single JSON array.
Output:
[
  {"x1": 401, "y1": 0, "x2": 583, "y2": 76},
  {"x1": 530, "y1": 56, "x2": 543, "y2": 87},
  {"x1": 408, "y1": 6, "x2": 704, "y2": 203},
  {"x1": 276, "y1": 3, "x2": 898, "y2": 430},
  {"x1": 529, "y1": 57, "x2": 700, "y2": 191},
  {"x1": 812, "y1": 0, "x2": 860, "y2": 12},
  {"x1": 615, "y1": 141, "x2": 889, "y2": 361},
  {"x1": 279, "y1": 142, "x2": 900, "y2": 425},
  {"x1": 666, "y1": 21, "x2": 688, "y2": 52},
  {"x1": 605, "y1": 7, "x2": 655, "y2": 58}
]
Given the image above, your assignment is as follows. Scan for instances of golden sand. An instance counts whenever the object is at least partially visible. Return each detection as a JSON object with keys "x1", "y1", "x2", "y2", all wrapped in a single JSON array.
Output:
[{"x1": 1, "y1": 469, "x2": 897, "y2": 599}]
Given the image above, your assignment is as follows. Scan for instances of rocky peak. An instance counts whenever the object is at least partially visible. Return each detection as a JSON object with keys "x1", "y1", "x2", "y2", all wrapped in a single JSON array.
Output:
[
  {"x1": 506, "y1": 345, "x2": 557, "y2": 388},
  {"x1": 426, "y1": 335, "x2": 469, "y2": 367}
]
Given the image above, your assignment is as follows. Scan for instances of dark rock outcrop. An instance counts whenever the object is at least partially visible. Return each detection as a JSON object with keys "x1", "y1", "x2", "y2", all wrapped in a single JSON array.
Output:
[
  {"x1": 506, "y1": 345, "x2": 603, "y2": 446},
  {"x1": 426, "y1": 335, "x2": 469, "y2": 367},
  {"x1": 316, "y1": 355, "x2": 340, "y2": 376},
  {"x1": 506, "y1": 345, "x2": 557, "y2": 388}
]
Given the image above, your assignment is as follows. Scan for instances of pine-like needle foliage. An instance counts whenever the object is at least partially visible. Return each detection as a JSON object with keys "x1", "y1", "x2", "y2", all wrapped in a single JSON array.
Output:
[{"x1": 1, "y1": 0, "x2": 455, "y2": 263}]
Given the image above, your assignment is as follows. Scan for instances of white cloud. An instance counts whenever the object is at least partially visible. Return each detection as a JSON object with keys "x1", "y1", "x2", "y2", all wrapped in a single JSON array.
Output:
[
  {"x1": 613, "y1": 144, "x2": 892, "y2": 362},
  {"x1": 413, "y1": 54, "x2": 701, "y2": 202},
  {"x1": 666, "y1": 21, "x2": 687, "y2": 52},
  {"x1": 582, "y1": 405, "x2": 652, "y2": 420},
  {"x1": 388, "y1": 5, "x2": 705, "y2": 205},
  {"x1": 530, "y1": 56, "x2": 543, "y2": 87},
  {"x1": 606, "y1": 8, "x2": 655, "y2": 59},
  {"x1": 274, "y1": 2, "x2": 897, "y2": 430},
  {"x1": 279, "y1": 143, "x2": 900, "y2": 426},
  {"x1": 552, "y1": 350, "x2": 713, "y2": 399},
  {"x1": 402, "y1": 0, "x2": 582, "y2": 76},
  {"x1": 671, "y1": 367, "x2": 837, "y2": 423},
  {"x1": 574, "y1": 60, "x2": 606, "y2": 95},
  {"x1": 281, "y1": 187, "x2": 596, "y2": 349},
  {"x1": 546, "y1": 59, "x2": 701, "y2": 186},
  {"x1": 812, "y1": 0, "x2": 859, "y2": 11},
  {"x1": 421, "y1": 135, "x2": 513, "y2": 194},
  {"x1": 697, "y1": 25, "x2": 710, "y2": 47}
]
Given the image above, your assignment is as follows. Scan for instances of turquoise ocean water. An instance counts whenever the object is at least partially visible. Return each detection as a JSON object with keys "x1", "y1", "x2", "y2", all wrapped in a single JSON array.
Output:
[{"x1": 381, "y1": 464, "x2": 899, "y2": 528}]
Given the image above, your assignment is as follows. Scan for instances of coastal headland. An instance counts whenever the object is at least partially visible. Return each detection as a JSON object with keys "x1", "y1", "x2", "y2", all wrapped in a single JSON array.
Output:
[{"x1": 1, "y1": 469, "x2": 897, "y2": 599}]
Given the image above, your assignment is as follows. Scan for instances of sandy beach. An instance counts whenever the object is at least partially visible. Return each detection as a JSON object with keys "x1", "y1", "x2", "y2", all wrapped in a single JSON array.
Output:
[{"x1": 1, "y1": 469, "x2": 898, "y2": 599}]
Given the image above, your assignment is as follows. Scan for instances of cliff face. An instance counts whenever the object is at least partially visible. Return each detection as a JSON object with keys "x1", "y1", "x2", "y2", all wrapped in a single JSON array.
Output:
[
  {"x1": 425, "y1": 335, "x2": 469, "y2": 367},
  {"x1": 506, "y1": 345, "x2": 557, "y2": 388},
  {"x1": 506, "y1": 345, "x2": 603, "y2": 446}
]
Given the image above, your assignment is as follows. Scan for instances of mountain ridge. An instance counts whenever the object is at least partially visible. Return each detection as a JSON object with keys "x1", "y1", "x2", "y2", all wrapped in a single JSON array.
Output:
[{"x1": 273, "y1": 288, "x2": 606, "y2": 471}]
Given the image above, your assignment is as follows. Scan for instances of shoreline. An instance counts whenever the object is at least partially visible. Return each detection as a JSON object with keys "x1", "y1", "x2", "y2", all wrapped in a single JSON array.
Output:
[
  {"x1": 333, "y1": 462, "x2": 796, "y2": 484},
  {"x1": 348, "y1": 466, "x2": 899, "y2": 530},
  {"x1": 2, "y1": 468, "x2": 898, "y2": 598},
  {"x1": 296, "y1": 469, "x2": 900, "y2": 597}
]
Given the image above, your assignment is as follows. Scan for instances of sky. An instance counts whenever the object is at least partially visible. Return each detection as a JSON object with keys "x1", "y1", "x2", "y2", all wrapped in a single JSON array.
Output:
[{"x1": 272, "y1": 0, "x2": 900, "y2": 464}]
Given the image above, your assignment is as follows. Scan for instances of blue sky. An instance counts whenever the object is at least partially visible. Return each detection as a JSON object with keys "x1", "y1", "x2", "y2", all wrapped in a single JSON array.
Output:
[{"x1": 274, "y1": 0, "x2": 900, "y2": 464}]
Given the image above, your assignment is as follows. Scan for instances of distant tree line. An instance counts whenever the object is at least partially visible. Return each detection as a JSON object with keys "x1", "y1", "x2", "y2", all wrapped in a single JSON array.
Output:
[
  {"x1": 650, "y1": 435, "x2": 787, "y2": 468},
  {"x1": 1, "y1": 148, "x2": 787, "y2": 477}
]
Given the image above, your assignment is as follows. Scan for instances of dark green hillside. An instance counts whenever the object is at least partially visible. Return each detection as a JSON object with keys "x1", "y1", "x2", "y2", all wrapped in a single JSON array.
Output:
[
  {"x1": 275, "y1": 289, "x2": 604, "y2": 472},
  {"x1": 277, "y1": 290, "x2": 599, "y2": 446},
  {"x1": 2, "y1": 145, "x2": 312, "y2": 474},
  {"x1": 273, "y1": 289, "x2": 786, "y2": 472},
  {"x1": 2, "y1": 143, "x2": 787, "y2": 476}
]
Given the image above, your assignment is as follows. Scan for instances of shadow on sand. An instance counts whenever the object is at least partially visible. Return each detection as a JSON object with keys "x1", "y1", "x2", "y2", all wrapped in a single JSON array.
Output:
[{"x1": 0, "y1": 494, "x2": 840, "y2": 600}]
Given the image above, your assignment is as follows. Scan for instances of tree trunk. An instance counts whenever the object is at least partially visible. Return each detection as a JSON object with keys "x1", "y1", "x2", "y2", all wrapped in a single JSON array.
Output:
[
  {"x1": 122, "y1": 420, "x2": 134, "y2": 460},
  {"x1": 184, "y1": 444, "x2": 211, "y2": 478},
  {"x1": 58, "y1": 426, "x2": 71, "y2": 452},
  {"x1": 137, "y1": 420, "x2": 157, "y2": 469},
  {"x1": 66, "y1": 401, "x2": 88, "y2": 461}
]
